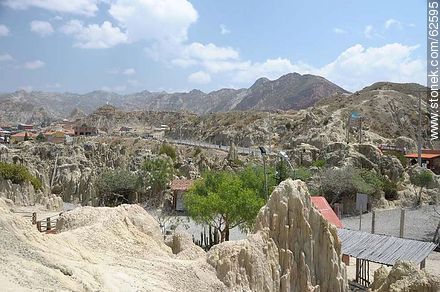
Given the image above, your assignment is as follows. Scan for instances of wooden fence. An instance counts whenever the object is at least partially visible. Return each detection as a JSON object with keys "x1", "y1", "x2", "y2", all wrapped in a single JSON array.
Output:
[{"x1": 32, "y1": 212, "x2": 63, "y2": 233}]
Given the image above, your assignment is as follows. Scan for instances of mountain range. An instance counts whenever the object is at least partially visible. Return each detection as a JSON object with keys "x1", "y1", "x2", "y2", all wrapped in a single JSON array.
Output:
[{"x1": 0, "y1": 73, "x2": 348, "y2": 124}]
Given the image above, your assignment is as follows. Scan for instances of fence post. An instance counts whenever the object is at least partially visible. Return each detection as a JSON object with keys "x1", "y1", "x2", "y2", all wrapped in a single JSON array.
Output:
[
  {"x1": 399, "y1": 209, "x2": 405, "y2": 238},
  {"x1": 37, "y1": 221, "x2": 41, "y2": 232},
  {"x1": 32, "y1": 212, "x2": 37, "y2": 225},
  {"x1": 371, "y1": 210, "x2": 376, "y2": 234},
  {"x1": 46, "y1": 217, "x2": 51, "y2": 231}
]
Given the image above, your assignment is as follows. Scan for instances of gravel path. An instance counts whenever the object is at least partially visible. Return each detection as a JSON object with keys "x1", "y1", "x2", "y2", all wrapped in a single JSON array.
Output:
[{"x1": 341, "y1": 205, "x2": 440, "y2": 242}]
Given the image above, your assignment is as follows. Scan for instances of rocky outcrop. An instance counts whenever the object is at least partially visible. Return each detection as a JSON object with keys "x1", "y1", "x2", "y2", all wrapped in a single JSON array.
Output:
[
  {"x1": 207, "y1": 179, "x2": 348, "y2": 291},
  {"x1": 0, "y1": 177, "x2": 63, "y2": 211},
  {"x1": 370, "y1": 261, "x2": 440, "y2": 292}
]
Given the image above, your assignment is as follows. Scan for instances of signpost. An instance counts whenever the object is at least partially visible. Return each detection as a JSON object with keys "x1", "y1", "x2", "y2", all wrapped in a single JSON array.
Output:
[{"x1": 356, "y1": 193, "x2": 368, "y2": 231}]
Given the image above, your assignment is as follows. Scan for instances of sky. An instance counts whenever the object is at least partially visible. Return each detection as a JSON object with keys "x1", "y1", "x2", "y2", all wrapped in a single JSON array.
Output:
[{"x1": 0, "y1": 0, "x2": 427, "y2": 94}]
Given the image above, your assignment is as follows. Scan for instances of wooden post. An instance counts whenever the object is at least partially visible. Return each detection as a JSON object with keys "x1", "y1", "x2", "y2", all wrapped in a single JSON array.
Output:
[
  {"x1": 32, "y1": 212, "x2": 37, "y2": 225},
  {"x1": 46, "y1": 217, "x2": 51, "y2": 231},
  {"x1": 36, "y1": 221, "x2": 41, "y2": 232},
  {"x1": 371, "y1": 210, "x2": 376, "y2": 234},
  {"x1": 399, "y1": 209, "x2": 405, "y2": 238}
]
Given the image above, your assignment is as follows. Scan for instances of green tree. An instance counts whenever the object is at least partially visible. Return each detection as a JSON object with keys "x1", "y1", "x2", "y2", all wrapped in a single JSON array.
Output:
[
  {"x1": 159, "y1": 143, "x2": 177, "y2": 161},
  {"x1": 411, "y1": 170, "x2": 434, "y2": 205},
  {"x1": 96, "y1": 168, "x2": 140, "y2": 206},
  {"x1": 321, "y1": 167, "x2": 383, "y2": 204},
  {"x1": 35, "y1": 133, "x2": 47, "y2": 142},
  {"x1": 185, "y1": 169, "x2": 266, "y2": 242},
  {"x1": 275, "y1": 159, "x2": 292, "y2": 184},
  {"x1": 141, "y1": 156, "x2": 174, "y2": 204}
]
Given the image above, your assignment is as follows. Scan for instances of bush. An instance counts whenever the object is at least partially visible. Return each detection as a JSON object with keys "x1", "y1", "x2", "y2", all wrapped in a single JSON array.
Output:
[
  {"x1": 0, "y1": 162, "x2": 42, "y2": 190},
  {"x1": 382, "y1": 179, "x2": 398, "y2": 201},
  {"x1": 312, "y1": 159, "x2": 326, "y2": 168},
  {"x1": 159, "y1": 143, "x2": 177, "y2": 161},
  {"x1": 293, "y1": 167, "x2": 312, "y2": 181},
  {"x1": 96, "y1": 168, "x2": 140, "y2": 206},
  {"x1": 193, "y1": 147, "x2": 202, "y2": 156},
  {"x1": 35, "y1": 133, "x2": 47, "y2": 142},
  {"x1": 387, "y1": 151, "x2": 408, "y2": 166}
]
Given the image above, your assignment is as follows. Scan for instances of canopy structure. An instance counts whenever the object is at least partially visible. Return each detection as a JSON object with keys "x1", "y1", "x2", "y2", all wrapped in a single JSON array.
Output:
[{"x1": 338, "y1": 228, "x2": 437, "y2": 266}]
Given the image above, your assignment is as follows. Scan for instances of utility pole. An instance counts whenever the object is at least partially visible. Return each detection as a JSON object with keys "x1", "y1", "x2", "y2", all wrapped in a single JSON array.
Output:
[
  {"x1": 259, "y1": 147, "x2": 269, "y2": 201},
  {"x1": 417, "y1": 93, "x2": 422, "y2": 166}
]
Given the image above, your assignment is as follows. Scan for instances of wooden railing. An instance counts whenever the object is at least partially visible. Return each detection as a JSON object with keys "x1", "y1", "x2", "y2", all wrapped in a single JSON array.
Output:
[{"x1": 32, "y1": 212, "x2": 63, "y2": 233}]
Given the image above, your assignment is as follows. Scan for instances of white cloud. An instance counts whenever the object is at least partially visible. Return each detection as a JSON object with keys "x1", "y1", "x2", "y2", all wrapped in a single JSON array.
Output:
[
  {"x1": 0, "y1": 54, "x2": 13, "y2": 61},
  {"x1": 182, "y1": 43, "x2": 424, "y2": 91},
  {"x1": 183, "y1": 42, "x2": 239, "y2": 61},
  {"x1": 220, "y1": 24, "x2": 230, "y2": 35},
  {"x1": 364, "y1": 25, "x2": 374, "y2": 39},
  {"x1": 318, "y1": 43, "x2": 424, "y2": 90},
  {"x1": 188, "y1": 71, "x2": 211, "y2": 84},
  {"x1": 0, "y1": 25, "x2": 10, "y2": 37},
  {"x1": 30, "y1": 20, "x2": 54, "y2": 37},
  {"x1": 2, "y1": 0, "x2": 100, "y2": 16},
  {"x1": 385, "y1": 19, "x2": 402, "y2": 30},
  {"x1": 123, "y1": 68, "x2": 135, "y2": 75},
  {"x1": 24, "y1": 60, "x2": 45, "y2": 70},
  {"x1": 231, "y1": 58, "x2": 314, "y2": 84},
  {"x1": 60, "y1": 20, "x2": 128, "y2": 49},
  {"x1": 109, "y1": 0, "x2": 197, "y2": 44},
  {"x1": 333, "y1": 28, "x2": 347, "y2": 34}
]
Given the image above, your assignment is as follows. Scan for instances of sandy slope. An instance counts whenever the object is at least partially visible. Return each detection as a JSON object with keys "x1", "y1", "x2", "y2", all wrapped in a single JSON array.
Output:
[{"x1": 0, "y1": 199, "x2": 225, "y2": 292}]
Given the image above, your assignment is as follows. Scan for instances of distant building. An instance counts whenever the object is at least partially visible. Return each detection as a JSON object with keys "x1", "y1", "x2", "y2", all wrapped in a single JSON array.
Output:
[
  {"x1": 405, "y1": 150, "x2": 440, "y2": 174},
  {"x1": 45, "y1": 131, "x2": 66, "y2": 144},
  {"x1": 17, "y1": 123, "x2": 34, "y2": 131},
  {"x1": 170, "y1": 179, "x2": 194, "y2": 211},
  {"x1": 10, "y1": 132, "x2": 36, "y2": 143},
  {"x1": 73, "y1": 125, "x2": 97, "y2": 136}
]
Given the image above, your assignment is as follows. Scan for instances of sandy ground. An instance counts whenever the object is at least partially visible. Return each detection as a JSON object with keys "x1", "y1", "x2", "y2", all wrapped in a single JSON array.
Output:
[
  {"x1": 0, "y1": 200, "x2": 226, "y2": 292},
  {"x1": 341, "y1": 205, "x2": 440, "y2": 241},
  {"x1": 345, "y1": 251, "x2": 440, "y2": 283}
]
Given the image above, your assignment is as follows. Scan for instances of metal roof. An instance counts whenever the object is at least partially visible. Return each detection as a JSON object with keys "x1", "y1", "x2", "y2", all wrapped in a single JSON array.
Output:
[{"x1": 337, "y1": 228, "x2": 437, "y2": 266}]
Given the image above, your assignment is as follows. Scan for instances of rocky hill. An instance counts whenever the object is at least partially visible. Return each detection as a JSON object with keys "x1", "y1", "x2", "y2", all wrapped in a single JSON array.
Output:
[
  {"x1": 81, "y1": 82, "x2": 433, "y2": 150},
  {"x1": 0, "y1": 73, "x2": 346, "y2": 124},
  {"x1": 234, "y1": 73, "x2": 348, "y2": 111}
]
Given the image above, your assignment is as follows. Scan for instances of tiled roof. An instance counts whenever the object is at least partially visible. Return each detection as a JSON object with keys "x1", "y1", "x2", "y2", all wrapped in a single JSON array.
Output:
[{"x1": 171, "y1": 179, "x2": 194, "y2": 191}]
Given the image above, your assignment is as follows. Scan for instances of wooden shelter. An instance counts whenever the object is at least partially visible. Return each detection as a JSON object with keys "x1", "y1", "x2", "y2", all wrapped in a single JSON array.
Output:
[
  {"x1": 170, "y1": 179, "x2": 194, "y2": 211},
  {"x1": 337, "y1": 228, "x2": 437, "y2": 287}
]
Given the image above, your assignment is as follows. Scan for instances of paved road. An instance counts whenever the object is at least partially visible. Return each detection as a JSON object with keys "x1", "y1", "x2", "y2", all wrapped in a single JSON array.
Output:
[{"x1": 163, "y1": 138, "x2": 275, "y2": 156}]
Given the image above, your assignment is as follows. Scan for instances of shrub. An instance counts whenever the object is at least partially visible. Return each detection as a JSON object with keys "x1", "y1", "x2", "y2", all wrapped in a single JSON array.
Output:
[
  {"x1": 387, "y1": 151, "x2": 408, "y2": 166},
  {"x1": 312, "y1": 159, "x2": 326, "y2": 168},
  {"x1": 293, "y1": 167, "x2": 312, "y2": 181},
  {"x1": 194, "y1": 147, "x2": 202, "y2": 156},
  {"x1": 0, "y1": 162, "x2": 42, "y2": 190},
  {"x1": 35, "y1": 133, "x2": 47, "y2": 142},
  {"x1": 96, "y1": 168, "x2": 140, "y2": 206},
  {"x1": 382, "y1": 179, "x2": 398, "y2": 201},
  {"x1": 159, "y1": 143, "x2": 177, "y2": 161}
]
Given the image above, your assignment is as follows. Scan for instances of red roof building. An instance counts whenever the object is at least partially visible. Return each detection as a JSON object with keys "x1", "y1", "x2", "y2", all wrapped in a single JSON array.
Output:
[{"x1": 311, "y1": 196, "x2": 343, "y2": 228}]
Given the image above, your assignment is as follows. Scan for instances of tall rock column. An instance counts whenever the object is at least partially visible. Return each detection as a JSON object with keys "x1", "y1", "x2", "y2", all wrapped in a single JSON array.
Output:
[{"x1": 208, "y1": 179, "x2": 348, "y2": 292}]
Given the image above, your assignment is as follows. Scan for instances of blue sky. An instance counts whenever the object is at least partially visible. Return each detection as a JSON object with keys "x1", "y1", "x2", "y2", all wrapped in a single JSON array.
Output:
[{"x1": 0, "y1": 0, "x2": 427, "y2": 93}]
